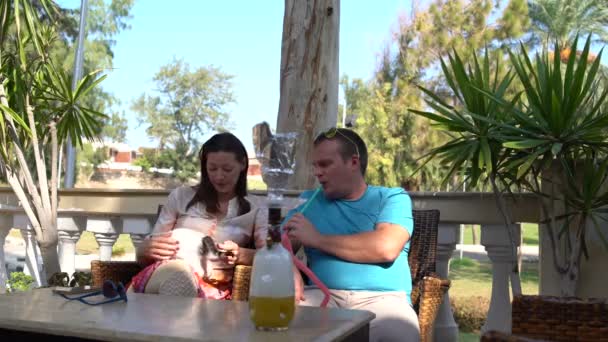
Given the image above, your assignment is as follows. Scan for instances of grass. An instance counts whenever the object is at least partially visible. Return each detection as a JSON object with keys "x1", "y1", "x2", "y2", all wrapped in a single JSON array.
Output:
[
  {"x1": 521, "y1": 223, "x2": 539, "y2": 245},
  {"x1": 449, "y1": 257, "x2": 539, "y2": 338},
  {"x1": 459, "y1": 331, "x2": 480, "y2": 342},
  {"x1": 449, "y1": 256, "x2": 539, "y2": 299},
  {"x1": 460, "y1": 223, "x2": 538, "y2": 246},
  {"x1": 247, "y1": 179, "x2": 267, "y2": 191},
  {"x1": 76, "y1": 231, "x2": 135, "y2": 256}
]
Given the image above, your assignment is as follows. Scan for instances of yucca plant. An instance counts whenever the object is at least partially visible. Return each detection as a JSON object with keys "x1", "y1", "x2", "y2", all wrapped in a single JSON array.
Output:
[
  {"x1": 496, "y1": 35, "x2": 608, "y2": 296},
  {"x1": 0, "y1": 0, "x2": 107, "y2": 280},
  {"x1": 410, "y1": 48, "x2": 525, "y2": 295},
  {"x1": 414, "y1": 34, "x2": 608, "y2": 296}
]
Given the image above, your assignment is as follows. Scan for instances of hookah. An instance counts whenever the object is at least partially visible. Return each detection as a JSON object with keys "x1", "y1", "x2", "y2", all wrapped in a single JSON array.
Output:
[{"x1": 248, "y1": 122, "x2": 329, "y2": 331}]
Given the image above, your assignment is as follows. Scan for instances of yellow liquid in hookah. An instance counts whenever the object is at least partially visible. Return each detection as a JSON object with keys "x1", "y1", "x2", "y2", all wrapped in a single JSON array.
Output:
[{"x1": 249, "y1": 296, "x2": 295, "y2": 329}]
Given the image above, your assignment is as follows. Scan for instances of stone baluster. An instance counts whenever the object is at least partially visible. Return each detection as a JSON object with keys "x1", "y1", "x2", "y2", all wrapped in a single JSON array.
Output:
[
  {"x1": 87, "y1": 217, "x2": 120, "y2": 261},
  {"x1": 122, "y1": 216, "x2": 154, "y2": 259},
  {"x1": 57, "y1": 215, "x2": 86, "y2": 276},
  {"x1": 13, "y1": 214, "x2": 43, "y2": 287},
  {"x1": 0, "y1": 214, "x2": 12, "y2": 294},
  {"x1": 433, "y1": 223, "x2": 459, "y2": 342},
  {"x1": 481, "y1": 223, "x2": 521, "y2": 333}
]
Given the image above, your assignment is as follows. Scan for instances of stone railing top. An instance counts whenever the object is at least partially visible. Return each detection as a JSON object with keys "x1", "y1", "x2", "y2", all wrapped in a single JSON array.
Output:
[{"x1": 0, "y1": 187, "x2": 542, "y2": 224}]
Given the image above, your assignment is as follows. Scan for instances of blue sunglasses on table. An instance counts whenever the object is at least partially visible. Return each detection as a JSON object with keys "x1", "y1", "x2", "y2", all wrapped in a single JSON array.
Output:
[{"x1": 59, "y1": 280, "x2": 128, "y2": 305}]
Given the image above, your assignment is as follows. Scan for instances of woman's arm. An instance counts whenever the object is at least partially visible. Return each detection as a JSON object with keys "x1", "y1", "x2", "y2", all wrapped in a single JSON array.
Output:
[{"x1": 136, "y1": 189, "x2": 181, "y2": 266}]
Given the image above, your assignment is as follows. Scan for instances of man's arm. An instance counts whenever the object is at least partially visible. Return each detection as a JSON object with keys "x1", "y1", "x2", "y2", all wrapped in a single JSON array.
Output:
[
  {"x1": 314, "y1": 223, "x2": 410, "y2": 263},
  {"x1": 310, "y1": 223, "x2": 410, "y2": 263},
  {"x1": 286, "y1": 213, "x2": 410, "y2": 264}
]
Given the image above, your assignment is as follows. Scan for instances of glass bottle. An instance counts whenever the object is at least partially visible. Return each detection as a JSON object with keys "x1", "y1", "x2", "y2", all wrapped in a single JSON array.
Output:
[{"x1": 248, "y1": 206, "x2": 295, "y2": 331}]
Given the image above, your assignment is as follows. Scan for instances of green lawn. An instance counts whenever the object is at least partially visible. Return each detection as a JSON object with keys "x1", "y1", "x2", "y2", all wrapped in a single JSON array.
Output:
[
  {"x1": 460, "y1": 223, "x2": 538, "y2": 246},
  {"x1": 449, "y1": 257, "x2": 539, "y2": 338},
  {"x1": 247, "y1": 179, "x2": 267, "y2": 191},
  {"x1": 459, "y1": 331, "x2": 480, "y2": 342},
  {"x1": 76, "y1": 231, "x2": 135, "y2": 256},
  {"x1": 449, "y1": 257, "x2": 539, "y2": 299}
]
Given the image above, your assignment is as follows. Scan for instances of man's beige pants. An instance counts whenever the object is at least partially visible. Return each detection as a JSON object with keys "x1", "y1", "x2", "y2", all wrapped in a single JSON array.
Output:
[{"x1": 301, "y1": 287, "x2": 420, "y2": 342}]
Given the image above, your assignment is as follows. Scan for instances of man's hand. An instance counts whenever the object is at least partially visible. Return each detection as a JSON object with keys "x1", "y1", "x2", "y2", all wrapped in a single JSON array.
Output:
[
  {"x1": 285, "y1": 213, "x2": 323, "y2": 249},
  {"x1": 138, "y1": 234, "x2": 179, "y2": 264}
]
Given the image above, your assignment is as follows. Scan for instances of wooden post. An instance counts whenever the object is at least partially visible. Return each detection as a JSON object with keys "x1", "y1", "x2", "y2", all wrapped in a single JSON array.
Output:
[{"x1": 277, "y1": 0, "x2": 340, "y2": 190}]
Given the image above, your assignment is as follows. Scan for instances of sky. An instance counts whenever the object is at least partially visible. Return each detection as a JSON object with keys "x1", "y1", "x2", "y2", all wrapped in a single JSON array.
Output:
[
  {"x1": 57, "y1": 1, "x2": 608, "y2": 156},
  {"x1": 59, "y1": 0, "x2": 411, "y2": 154}
]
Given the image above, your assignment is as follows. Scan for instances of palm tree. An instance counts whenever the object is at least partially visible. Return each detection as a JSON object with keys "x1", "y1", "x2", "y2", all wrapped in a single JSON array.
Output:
[
  {"x1": 528, "y1": 0, "x2": 608, "y2": 49},
  {"x1": 0, "y1": 0, "x2": 106, "y2": 280}
]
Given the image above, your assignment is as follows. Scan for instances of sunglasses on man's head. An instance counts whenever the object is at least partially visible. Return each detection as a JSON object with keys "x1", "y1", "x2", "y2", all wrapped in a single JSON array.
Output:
[
  {"x1": 323, "y1": 127, "x2": 360, "y2": 159},
  {"x1": 58, "y1": 280, "x2": 127, "y2": 306}
]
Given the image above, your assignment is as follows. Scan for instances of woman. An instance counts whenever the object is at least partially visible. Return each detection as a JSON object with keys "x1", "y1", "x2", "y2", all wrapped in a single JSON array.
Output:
[{"x1": 130, "y1": 132, "x2": 266, "y2": 299}]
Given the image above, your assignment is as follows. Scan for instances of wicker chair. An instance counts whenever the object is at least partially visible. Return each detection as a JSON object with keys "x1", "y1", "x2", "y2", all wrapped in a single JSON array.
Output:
[
  {"x1": 90, "y1": 209, "x2": 449, "y2": 342},
  {"x1": 481, "y1": 295, "x2": 608, "y2": 342}
]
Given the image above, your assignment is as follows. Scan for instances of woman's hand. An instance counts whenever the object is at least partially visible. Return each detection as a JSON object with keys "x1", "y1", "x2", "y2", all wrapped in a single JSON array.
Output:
[
  {"x1": 217, "y1": 240, "x2": 239, "y2": 265},
  {"x1": 137, "y1": 233, "x2": 179, "y2": 265}
]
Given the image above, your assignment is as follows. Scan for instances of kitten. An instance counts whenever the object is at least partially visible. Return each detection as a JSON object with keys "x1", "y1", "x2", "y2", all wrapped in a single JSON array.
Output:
[{"x1": 199, "y1": 236, "x2": 234, "y2": 284}]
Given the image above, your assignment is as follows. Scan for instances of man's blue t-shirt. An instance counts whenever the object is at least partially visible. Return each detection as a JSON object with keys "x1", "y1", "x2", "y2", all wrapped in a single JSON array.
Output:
[{"x1": 284, "y1": 186, "x2": 414, "y2": 301}]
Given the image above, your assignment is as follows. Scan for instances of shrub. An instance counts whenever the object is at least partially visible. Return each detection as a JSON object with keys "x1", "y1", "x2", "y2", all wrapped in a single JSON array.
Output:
[
  {"x1": 112, "y1": 245, "x2": 127, "y2": 257},
  {"x1": 133, "y1": 156, "x2": 152, "y2": 172},
  {"x1": 451, "y1": 296, "x2": 489, "y2": 332},
  {"x1": 7, "y1": 272, "x2": 35, "y2": 292}
]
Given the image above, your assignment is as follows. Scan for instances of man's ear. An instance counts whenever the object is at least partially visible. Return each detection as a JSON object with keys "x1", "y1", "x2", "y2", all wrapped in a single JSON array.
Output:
[{"x1": 350, "y1": 155, "x2": 361, "y2": 170}]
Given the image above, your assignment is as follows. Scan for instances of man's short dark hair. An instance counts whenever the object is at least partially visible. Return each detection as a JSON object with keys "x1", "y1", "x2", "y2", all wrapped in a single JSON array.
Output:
[{"x1": 314, "y1": 128, "x2": 368, "y2": 176}]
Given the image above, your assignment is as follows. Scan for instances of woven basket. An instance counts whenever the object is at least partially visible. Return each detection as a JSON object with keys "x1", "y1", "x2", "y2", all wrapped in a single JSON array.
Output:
[
  {"x1": 511, "y1": 295, "x2": 608, "y2": 342},
  {"x1": 232, "y1": 265, "x2": 252, "y2": 301},
  {"x1": 90, "y1": 260, "x2": 142, "y2": 287},
  {"x1": 408, "y1": 210, "x2": 450, "y2": 342}
]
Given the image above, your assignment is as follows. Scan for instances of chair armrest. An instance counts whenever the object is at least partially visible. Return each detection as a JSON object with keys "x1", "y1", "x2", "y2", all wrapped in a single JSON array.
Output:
[
  {"x1": 415, "y1": 273, "x2": 451, "y2": 342},
  {"x1": 90, "y1": 260, "x2": 142, "y2": 287},
  {"x1": 232, "y1": 265, "x2": 252, "y2": 301}
]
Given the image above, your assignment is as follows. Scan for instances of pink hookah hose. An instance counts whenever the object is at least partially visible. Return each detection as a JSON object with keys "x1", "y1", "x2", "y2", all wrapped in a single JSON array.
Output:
[{"x1": 280, "y1": 188, "x2": 330, "y2": 307}]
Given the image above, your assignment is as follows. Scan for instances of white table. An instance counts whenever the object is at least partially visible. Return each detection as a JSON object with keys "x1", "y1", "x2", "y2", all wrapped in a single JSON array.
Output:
[{"x1": 0, "y1": 289, "x2": 374, "y2": 341}]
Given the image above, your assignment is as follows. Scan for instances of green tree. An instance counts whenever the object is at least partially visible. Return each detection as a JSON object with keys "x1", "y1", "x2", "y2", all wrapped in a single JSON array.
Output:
[
  {"x1": 101, "y1": 111, "x2": 128, "y2": 143},
  {"x1": 132, "y1": 58, "x2": 235, "y2": 181},
  {"x1": 343, "y1": 0, "x2": 529, "y2": 190},
  {"x1": 76, "y1": 143, "x2": 107, "y2": 182},
  {"x1": 527, "y1": 0, "x2": 608, "y2": 49},
  {"x1": 0, "y1": 0, "x2": 107, "y2": 278},
  {"x1": 45, "y1": 0, "x2": 133, "y2": 142}
]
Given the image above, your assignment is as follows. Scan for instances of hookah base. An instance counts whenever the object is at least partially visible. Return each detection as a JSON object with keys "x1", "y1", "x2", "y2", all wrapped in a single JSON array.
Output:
[{"x1": 255, "y1": 326, "x2": 289, "y2": 332}]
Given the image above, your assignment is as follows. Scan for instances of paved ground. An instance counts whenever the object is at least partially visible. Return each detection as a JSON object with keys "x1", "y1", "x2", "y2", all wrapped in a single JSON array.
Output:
[
  {"x1": 453, "y1": 244, "x2": 539, "y2": 262},
  {"x1": 3, "y1": 235, "x2": 539, "y2": 274}
]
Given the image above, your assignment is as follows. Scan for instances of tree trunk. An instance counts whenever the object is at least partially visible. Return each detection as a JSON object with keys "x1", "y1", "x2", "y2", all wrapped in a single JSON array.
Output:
[
  {"x1": 277, "y1": 0, "x2": 340, "y2": 190},
  {"x1": 471, "y1": 225, "x2": 477, "y2": 244},
  {"x1": 38, "y1": 235, "x2": 61, "y2": 282},
  {"x1": 560, "y1": 217, "x2": 585, "y2": 296}
]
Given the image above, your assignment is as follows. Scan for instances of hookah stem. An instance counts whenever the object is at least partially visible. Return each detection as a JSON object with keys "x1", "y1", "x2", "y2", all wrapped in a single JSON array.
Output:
[{"x1": 280, "y1": 187, "x2": 331, "y2": 307}]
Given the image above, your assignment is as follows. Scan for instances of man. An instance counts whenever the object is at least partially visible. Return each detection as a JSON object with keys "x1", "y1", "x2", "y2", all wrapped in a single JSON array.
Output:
[{"x1": 284, "y1": 128, "x2": 420, "y2": 342}]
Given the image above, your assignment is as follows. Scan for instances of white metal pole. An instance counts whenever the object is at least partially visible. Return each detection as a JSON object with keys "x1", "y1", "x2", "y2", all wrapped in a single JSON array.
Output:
[{"x1": 64, "y1": 0, "x2": 89, "y2": 188}]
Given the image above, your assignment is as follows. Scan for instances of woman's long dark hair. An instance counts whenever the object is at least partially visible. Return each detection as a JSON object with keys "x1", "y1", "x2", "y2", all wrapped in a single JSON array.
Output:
[{"x1": 186, "y1": 132, "x2": 250, "y2": 216}]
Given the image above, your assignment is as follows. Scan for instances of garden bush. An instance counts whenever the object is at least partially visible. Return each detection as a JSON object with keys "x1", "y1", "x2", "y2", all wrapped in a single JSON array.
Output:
[{"x1": 451, "y1": 295, "x2": 489, "y2": 332}]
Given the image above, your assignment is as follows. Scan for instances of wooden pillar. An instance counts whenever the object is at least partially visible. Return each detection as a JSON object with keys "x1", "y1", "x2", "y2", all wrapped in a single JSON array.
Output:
[{"x1": 277, "y1": 0, "x2": 340, "y2": 190}]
